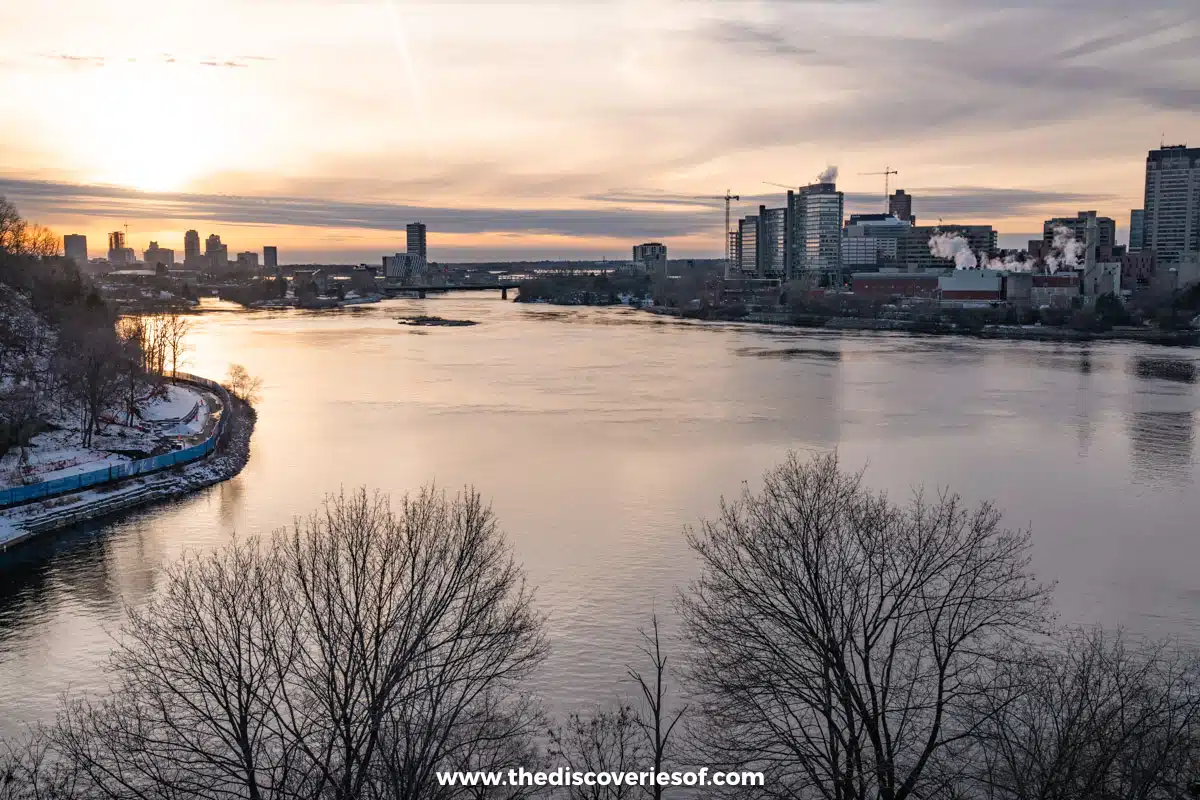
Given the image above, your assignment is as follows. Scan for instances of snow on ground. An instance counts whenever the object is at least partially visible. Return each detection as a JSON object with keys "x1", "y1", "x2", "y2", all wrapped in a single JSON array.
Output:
[
  {"x1": 0, "y1": 431, "x2": 133, "y2": 488},
  {"x1": 0, "y1": 383, "x2": 215, "y2": 489},
  {"x1": 139, "y1": 384, "x2": 203, "y2": 422}
]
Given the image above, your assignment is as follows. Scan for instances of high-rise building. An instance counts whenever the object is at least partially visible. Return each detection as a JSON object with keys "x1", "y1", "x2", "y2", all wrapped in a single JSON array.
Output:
[
  {"x1": 143, "y1": 241, "x2": 174, "y2": 269},
  {"x1": 263, "y1": 246, "x2": 278, "y2": 270},
  {"x1": 632, "y1": 242, "x2": 667, "y2": 276},
  {"x1": 737, "y1": 215, "x2": 759, "y2": 277},
  {"x1": 789, "y1": 182, "x2": 845, "y2": 285},
  {"x1": 759, "y1": 206, "x2": 788, "y2": 279},
  {"x1": 184, "y1": 229, "x2": 202, "y2": 267},
  {"x1": 1129, "y1": 210, "x2": 1145, "y2": 252},
  {"x1": 236, "y1": 251, "x2": 259, "y2": 270},
  {"x1": 63, "y1": 234, "x2": 87, "y2": 267},
  {"x1": 406, "y1": 222, "x2": 427, "y2": 260},
  {"x1": 204, "y1": 234, "x2": 228, "y2": 270},
  {"x1": 107, "y1": 231, "x2": 134, "y2": 266},
  {"x1": 1043, "y1": 211, "x2": 1116, "y2": 251},
  {"x1": 888, "y1": 190, "x2": 915, "y2": 224},
  {"x1": 1142, "y1": 145, "x2": 1200, "y2": 264}
]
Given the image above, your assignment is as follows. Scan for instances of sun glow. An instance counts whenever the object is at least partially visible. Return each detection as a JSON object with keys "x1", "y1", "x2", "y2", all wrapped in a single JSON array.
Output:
[{"x1": 69, "y1": 60, "x2": 236, "y2": 193}]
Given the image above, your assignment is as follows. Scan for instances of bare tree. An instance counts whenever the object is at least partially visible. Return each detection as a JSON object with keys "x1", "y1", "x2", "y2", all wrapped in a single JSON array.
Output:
[
  {"x1": 162, "y1": 312, "x2": 192, "y2": 377},
  {"x1": 0, "y1": 197, "x2": 26, "y2": 258},
  {"x1": 0, "y1": 727, "x2": 83, "y2": 800},
  {"x1": 54, "y1": 315, "x2": 124, "y2": 447},
  {"x1": 680, "y1": 451, "x2": 1053, "y2": 800},
  {"x1": 959, "y1": 627, "x2": 1200, "y2": 800},
  {"x1": 627, "y1": 615, "x2": 686, "y2": 800},
  {"x1": 549, "y1": 704, "x2": 647, "y2": 800},
  {"x1": 41, "y1": 487, "x2": 546, "y2": 800},
  {"x1": 227, "y1": 363, "x2": 263, "y2": 405},
  {"x1": 21, "y1": 224, "x2": 60, "y2": 259}
]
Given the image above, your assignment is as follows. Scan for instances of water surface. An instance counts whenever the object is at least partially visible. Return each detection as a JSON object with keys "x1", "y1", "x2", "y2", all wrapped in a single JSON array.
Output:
[{"x1": 2, "y1": 296, "x2": 1198, "y2": 735}]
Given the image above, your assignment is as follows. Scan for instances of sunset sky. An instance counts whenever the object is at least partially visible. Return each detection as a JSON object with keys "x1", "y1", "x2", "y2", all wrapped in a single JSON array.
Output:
[{"x1": 1, "y1": 0, "x2": 1197, "y2": 263}]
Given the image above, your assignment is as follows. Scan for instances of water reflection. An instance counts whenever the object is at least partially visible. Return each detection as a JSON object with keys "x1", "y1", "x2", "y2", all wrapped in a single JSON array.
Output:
[{"x1": 1, "y1": 301, "x2": 1199, "y2": 737}]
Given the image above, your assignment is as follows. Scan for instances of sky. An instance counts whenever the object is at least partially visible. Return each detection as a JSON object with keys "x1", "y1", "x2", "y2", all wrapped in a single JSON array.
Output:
[{"x1": 1, "y1": 0, "x2": 1197, "y2": 263}]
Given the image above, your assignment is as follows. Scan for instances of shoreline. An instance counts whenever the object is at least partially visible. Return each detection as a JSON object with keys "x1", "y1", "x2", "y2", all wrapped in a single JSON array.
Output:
[
  {"x1": 633, "y1": 306, "x2": 1200, "y2": 346},
  {"x1": 0, "y1": 394, "x2": 257, "y2": 550}
]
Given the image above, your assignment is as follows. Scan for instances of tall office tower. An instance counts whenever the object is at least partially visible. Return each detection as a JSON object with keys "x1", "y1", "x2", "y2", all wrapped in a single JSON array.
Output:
[
  {"x1": 1142, "y1": 145, "x2": 1200, "y2": 264},
  {"x1": 184, "y1": 229, "x2": 201, "y2": 267},
  {"x1": 758, "y1": 206, "x2": 788, "y2": 279},
  {"x1": 888, "y1": 189, "x2": 915, "y2": 224},
  {"x1": 63, "y1": 234, "x2": 87, "y2": 267},
  {"x1": 263, "y1": 245, "x2": 278, "y2": 270},
  {"x1": 1129, "y1": 210, "x2": 1145, "y2": 252},
  {"x1": 406, "y1": 222, "x2": 427, "y2": 260},
  {"x1": 737, "y1": 215, "x2": 759, "y2": 277},
  {"x1": 790, "y1": 182, "x2": 845, "y2": 285}
]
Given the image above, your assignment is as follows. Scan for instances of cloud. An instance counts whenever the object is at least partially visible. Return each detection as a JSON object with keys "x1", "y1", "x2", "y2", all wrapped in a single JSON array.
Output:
[
  {"x1": 0, "y1": 177, "x2": 1121, "y2": 246},
  {"x1": 706, "y1": 21, "x2": 818, "y2": 59},
  {"x1": 0, "y1": 178, "x2": 717, "y2": 239}
]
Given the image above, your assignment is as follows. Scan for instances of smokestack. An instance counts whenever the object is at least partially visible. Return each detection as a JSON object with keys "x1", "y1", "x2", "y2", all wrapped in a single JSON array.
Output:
[{"x1": 1084, "y1": 211, "x2": 1098, "y2": 273}]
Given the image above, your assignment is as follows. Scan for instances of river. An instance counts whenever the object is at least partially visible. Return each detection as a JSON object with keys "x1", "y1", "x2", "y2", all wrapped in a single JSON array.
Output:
[{"x1": 1, "y1": 294, "x2": 1199, "y2": 737}]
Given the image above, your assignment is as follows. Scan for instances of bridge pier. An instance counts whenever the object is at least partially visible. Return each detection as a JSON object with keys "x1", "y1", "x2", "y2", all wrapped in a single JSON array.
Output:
[
  {"x1": 501, "y1": 287, "x2": 508, "y2": 300},
  {"x1": 418, "y1": 289, "x2": 426, "y2": 299}
]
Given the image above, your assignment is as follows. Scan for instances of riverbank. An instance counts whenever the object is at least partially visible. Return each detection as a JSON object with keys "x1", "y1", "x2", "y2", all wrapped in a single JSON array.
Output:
[
  {"x1": 0, "y1": 394, "x2": 256, "y2": 550},
  {"x1": 644, "y1": 307, "x2": 1200, "y2": 346}
]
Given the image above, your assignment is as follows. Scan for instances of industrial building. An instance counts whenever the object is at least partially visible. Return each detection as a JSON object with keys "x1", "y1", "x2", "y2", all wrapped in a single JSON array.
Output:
[
  {"x1": 850, "y1": 272, "x2": 940, "y2": 300},
  {"x1": 898, "y1": 225, "x2": 996, "y2": 271},
  {"x1": 1043, "y1": 212, "x2": 1116, "y2": 251},
  {"x1": 937, "y1": 270, "x2": 1005, "y2": 303}
]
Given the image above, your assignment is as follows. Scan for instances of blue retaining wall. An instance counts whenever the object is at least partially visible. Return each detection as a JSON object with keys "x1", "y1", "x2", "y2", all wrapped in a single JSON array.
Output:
[{"x1": 0, "y1": 373, "x2": 230, "y2": 508}]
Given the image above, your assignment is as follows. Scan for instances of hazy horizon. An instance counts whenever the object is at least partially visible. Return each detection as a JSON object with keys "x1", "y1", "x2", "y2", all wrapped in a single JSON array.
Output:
[{"x1": 3, "y1": 0, "x2": 1196, "y2": 261}]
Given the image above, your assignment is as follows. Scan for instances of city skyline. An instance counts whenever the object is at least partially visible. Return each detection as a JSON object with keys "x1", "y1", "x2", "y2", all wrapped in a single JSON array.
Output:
[{"x1": 1, "y1": 0, "x2": 1197, "y2": 261}]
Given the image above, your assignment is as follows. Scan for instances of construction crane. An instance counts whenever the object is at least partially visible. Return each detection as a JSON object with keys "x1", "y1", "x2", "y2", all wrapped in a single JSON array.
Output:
[
  {"x1": 762, "y1": 181, "x2": 795, "y2": 191},
  {"x1": 694, "y1": 190, "x2": 740, "y2": 273},
  {"x1": 859, "y1": 167, "x2": 898, "y2": 211}
]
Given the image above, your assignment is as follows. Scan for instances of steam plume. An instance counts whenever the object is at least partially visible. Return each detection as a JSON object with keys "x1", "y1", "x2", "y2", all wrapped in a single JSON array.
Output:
[
  {"x1": 817, "y1": 165, "x2": 838, "y2": 183},
  {"x1": 928, "y1": 233, "x2": 978, "y2": 270}
]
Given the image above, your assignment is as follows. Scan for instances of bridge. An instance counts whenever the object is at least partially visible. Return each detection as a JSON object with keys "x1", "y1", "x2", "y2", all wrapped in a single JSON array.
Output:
[{"x1": 381, "y1": 282, "x2": 521, "y2": 300}]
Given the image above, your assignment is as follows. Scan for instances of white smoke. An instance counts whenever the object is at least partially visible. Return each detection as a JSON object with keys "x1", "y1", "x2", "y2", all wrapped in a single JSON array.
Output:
[
  {"x1": 982, "y1": 253, "x2": 1038, "y2": 272},
  {"x1": 928, "y1": 233, "x2": 978, "y2": 270},
  {"x1": 930, "y1": 225, "x2": 1086, "y2": 274},
  {"x1": 817, "y1": 165, "x2": 838, "y2": 183},
  {"x1": 1044, "y1": 225, "x2": 1084, "y2": 273}
]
